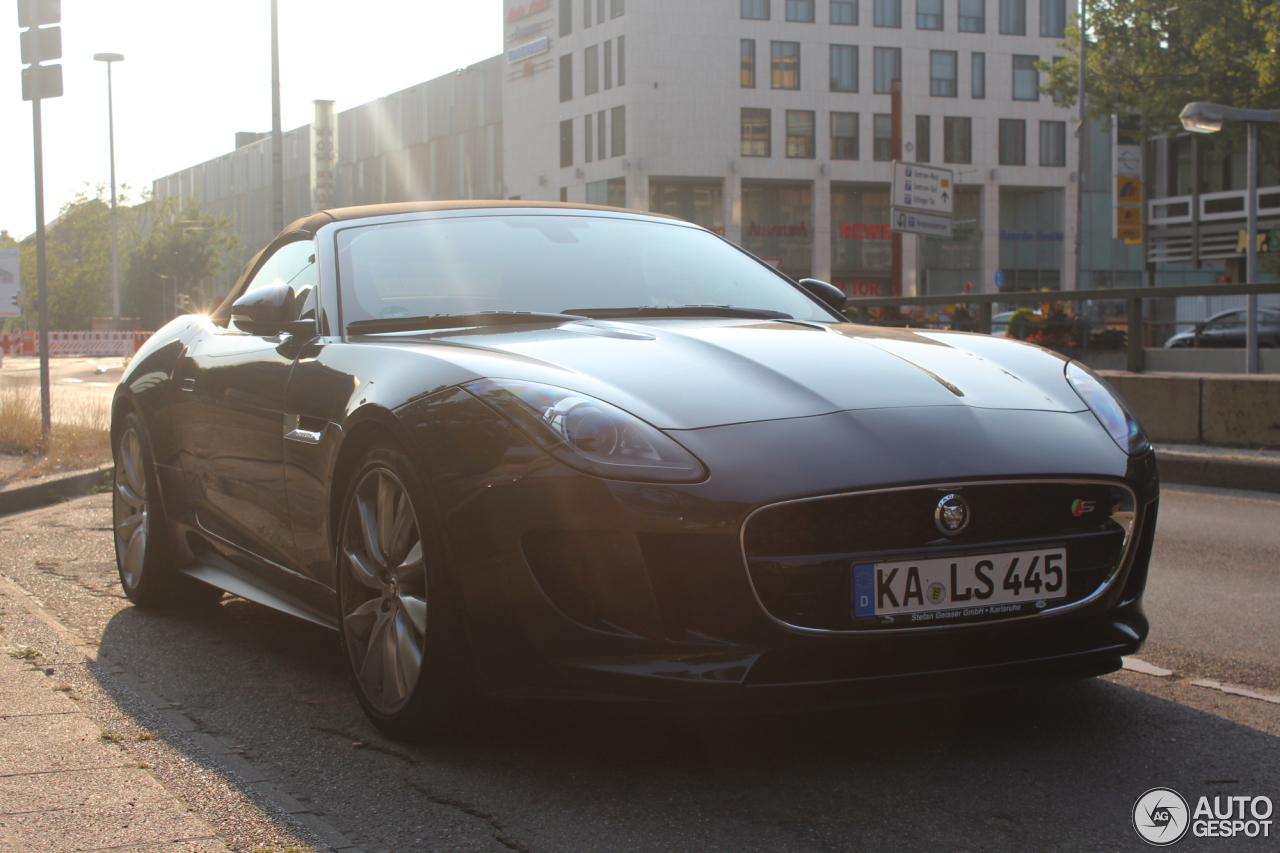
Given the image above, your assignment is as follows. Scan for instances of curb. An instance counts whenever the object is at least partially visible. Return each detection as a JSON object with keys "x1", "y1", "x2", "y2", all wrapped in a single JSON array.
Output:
[
  {"x1": 1157, "y1": 451, "x2": 1280, "y2": 494},
  {"x1": 0, "y1": 465, "x2": 113, "y2": 517}
]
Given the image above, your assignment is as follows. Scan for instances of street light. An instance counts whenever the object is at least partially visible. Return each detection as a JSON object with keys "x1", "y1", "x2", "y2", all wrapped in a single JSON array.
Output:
[
  {"x1": 94, "y1": 52, "x2": 124, "y2": 322},
  {"x1": 1180, "y1": 102, "x2": 1280, "y2": 374}
]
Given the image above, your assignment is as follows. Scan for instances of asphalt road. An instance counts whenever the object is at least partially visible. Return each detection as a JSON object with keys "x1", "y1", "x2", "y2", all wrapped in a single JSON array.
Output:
[
  {"x1": 0, "y1": 356, "x2": 122, "y2": 423},
  {"x1": 0, "y1": 486, "x2": 1276, "y2": 853}
]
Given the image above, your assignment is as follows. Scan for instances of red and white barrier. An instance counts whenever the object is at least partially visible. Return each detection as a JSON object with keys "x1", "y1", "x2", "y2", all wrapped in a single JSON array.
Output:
[{"x1": 0, "y1": 331, "x2": 153, "y2": 357}]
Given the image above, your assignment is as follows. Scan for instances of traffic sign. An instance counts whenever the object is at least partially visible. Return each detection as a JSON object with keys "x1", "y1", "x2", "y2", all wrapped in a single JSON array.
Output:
[
  {"x1": 994, "y1": 269, "x2": 1004, "y2": 289},
  {"x1": 20, "y1": 62, "x2": 61, "y2": 100},
  {"x1": 891, "y1": 207, "x2": 953, "y2": 238},
  {"x1": 19, "y1": 25, "x2": 59, "y2": 64},
  {"x1": 16, "y1": 0, "x2": 59, "y2": 28},
  {"x1": 892, "y1": 161, "x2": 955, "y2": 214}
]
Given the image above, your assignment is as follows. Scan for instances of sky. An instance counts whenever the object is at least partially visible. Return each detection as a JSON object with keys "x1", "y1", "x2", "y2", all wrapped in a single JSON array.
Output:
[{"x1": 0, "y1": 0, "x2": 504, "y2": 238}]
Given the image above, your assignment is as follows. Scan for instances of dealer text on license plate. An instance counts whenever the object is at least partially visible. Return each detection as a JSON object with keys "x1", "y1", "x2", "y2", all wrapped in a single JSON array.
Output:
[{"x1": 852, "y1": 548, "x2": 1067, "y2": 620}]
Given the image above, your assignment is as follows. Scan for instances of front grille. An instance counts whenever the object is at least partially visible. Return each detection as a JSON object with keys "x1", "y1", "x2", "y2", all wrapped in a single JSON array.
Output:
[{"x1": 743, "y1": 480, "x2": 1136, "y2": 633}]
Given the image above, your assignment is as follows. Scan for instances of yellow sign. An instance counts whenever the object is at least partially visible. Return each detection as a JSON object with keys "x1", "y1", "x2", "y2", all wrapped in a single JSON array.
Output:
[
  {"x1": 1116, "y1": 176, "x2": 1143, "y2": 205},
  {"x1": 1116, "y1": 205, "x2": 1142, "y2": 242},
  {"x1": 1236, "y1": 230, "x2": 1273, "y2": 253}
]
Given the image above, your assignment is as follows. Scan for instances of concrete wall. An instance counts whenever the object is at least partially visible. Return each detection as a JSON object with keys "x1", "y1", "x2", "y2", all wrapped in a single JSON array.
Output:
[{"x1": 1099, "y1": 371, "x2": 1280, "y2": 448}]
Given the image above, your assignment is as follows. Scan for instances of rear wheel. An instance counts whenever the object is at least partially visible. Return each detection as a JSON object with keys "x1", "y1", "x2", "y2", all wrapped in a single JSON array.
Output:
[
  {"x1": 336, "y1": 445, "x2": 471, "y2": 740},
  {"x1": 113, "y1": 412, "x2": 222, "y2": 607}
]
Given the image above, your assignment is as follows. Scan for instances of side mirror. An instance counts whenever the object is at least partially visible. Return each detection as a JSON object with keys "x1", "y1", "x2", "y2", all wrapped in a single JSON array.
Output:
[
  {"x1": 798, "y1": 278, "x2": 848, "y2": 315},
  {"x1": 231, "y1": 283, "x2": 294, "y2": 336}
]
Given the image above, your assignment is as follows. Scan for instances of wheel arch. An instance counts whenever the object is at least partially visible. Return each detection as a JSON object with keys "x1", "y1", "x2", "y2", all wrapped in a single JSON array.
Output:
[{"x1": 328, "y1": 405, "x2": 424, "y2": 553}]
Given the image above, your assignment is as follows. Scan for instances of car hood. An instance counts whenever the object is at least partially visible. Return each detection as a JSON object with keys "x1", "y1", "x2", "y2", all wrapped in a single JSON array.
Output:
[{"x1": 381, "y1": 319, "x2": 1088, "y2": 430}]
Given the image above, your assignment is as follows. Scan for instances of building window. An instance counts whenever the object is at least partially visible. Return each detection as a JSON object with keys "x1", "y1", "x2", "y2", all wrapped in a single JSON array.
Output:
[
  {"x1": 585, "y1": 45, "x2": 599, "y2": 96},
  {"x1": 944, "y1": 116, "x2": 972, "y2": 163},
  {"x1": 560, "y1": 119, "x2": 574, "y2": 168},
  {"x1": 930, "y1": 50, "x2": 957, "y2": 96},
  {"x1": 598, "y1": 0, "x2": 605, "y2": 22},
  {"x1": 604, "y1": 41, "x2": 613, "y2": 89},
  {"x1": 873, "y1": 113, "x2": 893, "y2": 160},
  {"x1": 742, "y1": 0, "x2": 770, "y2": 19},
  {"x1": 999, "y1": 0, "x2": 1025, "y2": 34},
  {"x1": 598, "y1": 111, "x2": 607, "y2": 160},
  {"x1": 611, "y1": 0, "x2": 624, "y2": 17},
  {"x1": 832, "y1": 0, "x2": 858, "y2": 24},
  {"x1": 742, "y1": 40, "x2": 757, "y2": 88},
  {"x1": 786, "y1": 0, "x2": 815, "y2": 21},
  {"x1": 1013, "y1": 54, "x2": 1039, "y2": 100},
  {"x1": 585, "y1": 117, "x2": 594, "y2": 163},
  {"x1": 917, "y1": 0, "x2": 943, "y2": 30},
  {"x1": 560, "y1": 54, "x2": 573, "y2": 102},
  {"x1": 561, "y1": 187, "x2": 569, "y2": 202},
  {"x1": 999, "y1": 118, "x2": 1026, "y2": 165},
  {"x1": 560, "y1": 0, "x2": 573, "y2": 36},
  {"x1": 874, "y1": 0, "x2": 901, "y2": 26},
  {"x1": 787, "y1": 110, "x2": 816, "y2": 158},
  {"x1": 830, "y1": 44, "x2": 858, "y2": 92},
  {"x1": 584, "y1": 0, "x2": 592, "y2": 28},
  {"x1": 832, "y1": 111, "x2": 859, "y2": 159},
  {"x1": 971, "y1": 52, "x2": 986, "y2": 97},
  {"x1": 958, "y1": 0, "x2": 984, "y2": 31},
  {"x1": 618, "y1": 36, "x2": 626, "y2": 85},
  {"x1": 611, "y1": 106, "x2": 626, "y2": 157},
  {"x1": 742, "y1": 108, "x2": 771, "y2": 157},
  {"x1": 873, "y1": 46, "x2": 901, "y2": 93},
  {"x1": 772, "y1": 41, "x2": 801, "y2": 89},
  {"x1": 1040, "y1": 120, "x2": 1066, "y2": 166},
  {"x1": 1040, "y1": 0, "x2": 1065, "y2": 37},
  {"x1": 916, "y1": 115, "x2": 931, "y2": 162}
]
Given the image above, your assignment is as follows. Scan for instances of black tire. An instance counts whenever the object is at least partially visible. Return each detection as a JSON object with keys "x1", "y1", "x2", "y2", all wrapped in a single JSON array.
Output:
[
  {"x1": 335, "y1": 444, "x2": 472, "y2": 740},
  {"x1": 112, "y1": 411, "x2": 222, "y2": 608}
]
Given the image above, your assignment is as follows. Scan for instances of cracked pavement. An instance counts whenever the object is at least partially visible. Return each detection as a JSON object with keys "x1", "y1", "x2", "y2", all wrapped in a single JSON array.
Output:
[{"x1": 0, "y1": 489, "x2": 1277, "y2": 852}]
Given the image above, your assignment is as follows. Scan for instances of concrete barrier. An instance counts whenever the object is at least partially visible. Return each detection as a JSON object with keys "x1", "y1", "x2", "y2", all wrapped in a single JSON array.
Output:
[{"x1": 1099, "y1": 371, "x2": 1280, "y2": 448}]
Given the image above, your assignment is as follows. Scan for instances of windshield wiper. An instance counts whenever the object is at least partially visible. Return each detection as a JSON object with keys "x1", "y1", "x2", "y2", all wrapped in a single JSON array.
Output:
[
  {"x1": 563, "y1": 305, "x2": 793, "y2": 321},
  {"x1": 347, "y1": 311, "x2": 586, "y2": 335}
]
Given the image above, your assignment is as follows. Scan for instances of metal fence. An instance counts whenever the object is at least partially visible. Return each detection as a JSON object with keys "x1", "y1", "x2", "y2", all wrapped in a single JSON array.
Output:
[{"x1": 842, "y1": 282, "x2": 1280, "y2": 372}]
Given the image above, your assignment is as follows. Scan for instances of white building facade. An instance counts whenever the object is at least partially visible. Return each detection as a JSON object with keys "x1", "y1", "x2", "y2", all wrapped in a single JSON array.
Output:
[{"x1": 503, "y1": 0, "x2": 1080, "y2": 296}]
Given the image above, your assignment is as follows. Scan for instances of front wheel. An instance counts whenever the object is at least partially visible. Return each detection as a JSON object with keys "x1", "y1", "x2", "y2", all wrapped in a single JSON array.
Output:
[{"x1": 336, "y1": 445, "x2": 471, "y2": 740}]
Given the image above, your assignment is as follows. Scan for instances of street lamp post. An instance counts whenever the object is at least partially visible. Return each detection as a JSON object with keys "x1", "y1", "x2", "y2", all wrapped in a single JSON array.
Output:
[
  {"x1": 94, "y1": 52, "x2": 124, "y2": 322},
  {"x1": 1180, "y1": 102, "x2": 1280, "y2": 374}
]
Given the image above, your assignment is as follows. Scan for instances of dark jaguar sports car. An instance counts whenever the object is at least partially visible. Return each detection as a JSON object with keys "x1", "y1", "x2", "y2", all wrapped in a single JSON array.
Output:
[{"x1": 111, "y1": 201, "x2": 1159, "y2": 737}]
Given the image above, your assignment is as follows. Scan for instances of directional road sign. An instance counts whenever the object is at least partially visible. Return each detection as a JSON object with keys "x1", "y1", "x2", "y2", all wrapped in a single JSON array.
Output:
[
  {"x1": 892, "y1": 161, "x2": 955, "y2": 214},
  {"x1": 891, "y1": 207, "x2": 953, "y2": 238}
]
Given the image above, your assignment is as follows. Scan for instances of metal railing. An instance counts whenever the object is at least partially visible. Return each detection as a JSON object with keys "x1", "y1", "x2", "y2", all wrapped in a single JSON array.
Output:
[{"x1": 842, "y1": 281, "x2": 1280, "y2": 372}]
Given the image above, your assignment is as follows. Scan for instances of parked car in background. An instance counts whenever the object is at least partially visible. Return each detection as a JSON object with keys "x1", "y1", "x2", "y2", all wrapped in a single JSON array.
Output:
[{"x1": 1164, "y1": 308, "x2": 1280, "y2": 348}]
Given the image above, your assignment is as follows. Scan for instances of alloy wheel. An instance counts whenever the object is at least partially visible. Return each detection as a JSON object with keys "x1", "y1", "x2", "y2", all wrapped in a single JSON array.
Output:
[
  {"x1": 340, "y1": 466, "x2": 429, "y2": 716},
  {"x1": 114, "y1": 426, "x2": 149, "y2": 589}
]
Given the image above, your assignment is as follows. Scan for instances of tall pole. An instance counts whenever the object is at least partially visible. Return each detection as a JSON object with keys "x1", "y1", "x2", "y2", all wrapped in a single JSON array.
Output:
[
  {"x1": 107, "y1": 61, "x2": 120, "y2": 319},
  {"x1": 270, "y1": 0, "x2": 284, "y2": 234},
  {"x1": 891, "y1": 78, "x2": 903, "y2": 297},
  {"x1": 1074, "y1": 0, "x2": 1086, "y2": 291},
  {"x1": 33, "y1": 95, "x2": 51, "y2": 443},
  {"x1": 1245, "y1": 122, "x2": 1259, "y2": 374}
]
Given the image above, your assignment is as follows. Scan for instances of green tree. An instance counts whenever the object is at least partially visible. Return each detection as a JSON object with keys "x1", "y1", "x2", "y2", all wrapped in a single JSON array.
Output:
[
  {"x1": 124, "y1": 198, "x2": 239, "y2": 330},
  {"x1": 1041, "y1": 0, "x2": 1280, "y2": 143},
  {"x1": 17, "y1": 191, "x2": 117, "y2": 331}
]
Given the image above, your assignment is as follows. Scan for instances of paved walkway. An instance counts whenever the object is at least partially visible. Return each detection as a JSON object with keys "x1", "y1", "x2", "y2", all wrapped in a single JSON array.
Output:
[{"x1": 0, "y1": 620, "x2": 231, "y2": 851}]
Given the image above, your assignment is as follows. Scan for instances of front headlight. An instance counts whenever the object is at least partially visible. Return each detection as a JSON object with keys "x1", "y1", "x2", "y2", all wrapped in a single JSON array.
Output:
[
  {"x1": 1065, "y1": 361, "x2": 1150, "y2": 455},
  {"x1": 464, "y1": 379, "x2": 706, "y2": 482}
]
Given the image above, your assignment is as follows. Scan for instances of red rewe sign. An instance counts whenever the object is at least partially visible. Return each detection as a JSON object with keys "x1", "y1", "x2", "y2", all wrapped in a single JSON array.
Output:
[
  {"x1": 508, "y1": 0, "x2": 549, "y2": 22},
  {"x1": 840, "y1": 223, "x2": 892, "y2": 240}
]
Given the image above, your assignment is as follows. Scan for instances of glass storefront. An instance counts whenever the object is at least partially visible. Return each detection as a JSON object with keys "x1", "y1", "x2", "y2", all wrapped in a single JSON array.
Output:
[
  {"x1": 742, "y1": 180, "x2": 813, "y2": 279},
  {"x1": 648, "y1": 178, "x2": 724, "y2": 234},
  {"x1": 921, "y1": 186, "x2": 982, "y2": 294},
  {"x1": 831, "y1": 182, "x2": 891, "y2": 296},
  {"x1": 999, "y1": 187, "x2": 1064, "y2": 290},
  {"x1": 586, "y1": 177, "x2": 626, "y2": 208}
]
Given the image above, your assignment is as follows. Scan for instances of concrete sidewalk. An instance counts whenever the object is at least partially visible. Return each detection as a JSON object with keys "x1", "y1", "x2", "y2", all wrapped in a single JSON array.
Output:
[{"x1": 1155, "y1": 443, "x2": 1280, "y2": 494}]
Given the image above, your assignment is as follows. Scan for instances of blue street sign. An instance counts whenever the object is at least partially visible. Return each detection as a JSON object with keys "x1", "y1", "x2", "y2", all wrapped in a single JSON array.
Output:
[{"x1": 994, "y1": 269, "x2": 1004, "y2": 290}]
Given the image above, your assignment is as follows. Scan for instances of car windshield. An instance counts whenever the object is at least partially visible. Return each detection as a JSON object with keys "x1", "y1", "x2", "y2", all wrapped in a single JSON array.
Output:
[{"x1": 335, "y1": 213, "x2": 835, "y2": 328}]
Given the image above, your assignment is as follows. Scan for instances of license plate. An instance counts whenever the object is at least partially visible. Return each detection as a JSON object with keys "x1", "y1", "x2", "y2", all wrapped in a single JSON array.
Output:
[{"x1": 852, "y1": 548, "x2": 1067, "y2": 623}]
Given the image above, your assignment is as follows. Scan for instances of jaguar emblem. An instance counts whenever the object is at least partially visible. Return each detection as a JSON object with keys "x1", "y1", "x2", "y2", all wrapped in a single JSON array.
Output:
[{"x1": 935, "y1": 493, "x2": 970, "y2": 536}]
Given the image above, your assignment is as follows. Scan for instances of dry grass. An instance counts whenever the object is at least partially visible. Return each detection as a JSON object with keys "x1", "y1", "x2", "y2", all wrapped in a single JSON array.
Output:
[{"x1": 0, "y1": 382, "x2": 111, "y2": 480}]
